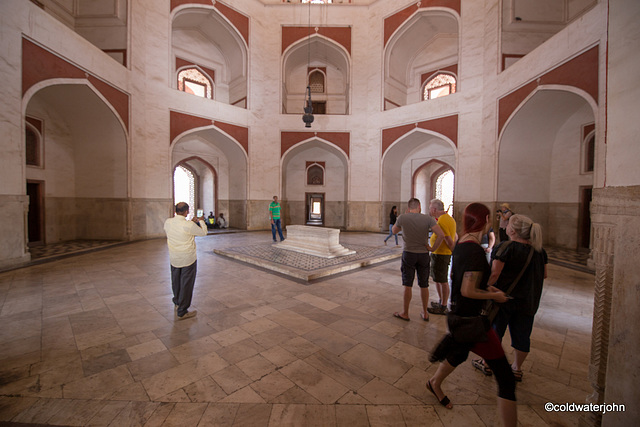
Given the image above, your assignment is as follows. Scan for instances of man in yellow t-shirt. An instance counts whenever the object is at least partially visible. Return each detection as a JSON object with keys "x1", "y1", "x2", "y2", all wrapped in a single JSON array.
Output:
[{"x1": 427, "y1": 199, "x2": 457, "y2": 315}]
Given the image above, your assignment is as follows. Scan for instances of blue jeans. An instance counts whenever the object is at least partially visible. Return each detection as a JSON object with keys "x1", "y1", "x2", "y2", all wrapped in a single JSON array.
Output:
[
  {"x1": 384, "y1": 223, "x2": 398, "y2": 245},
  {"x1": 271, "y1": 218, "x2": 284, "y2": 241}
]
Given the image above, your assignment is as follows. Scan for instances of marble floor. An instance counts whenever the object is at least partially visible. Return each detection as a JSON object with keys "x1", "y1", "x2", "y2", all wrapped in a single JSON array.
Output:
[{"x1": 0, "y1": 232, "x2": 595, "y2": 426}]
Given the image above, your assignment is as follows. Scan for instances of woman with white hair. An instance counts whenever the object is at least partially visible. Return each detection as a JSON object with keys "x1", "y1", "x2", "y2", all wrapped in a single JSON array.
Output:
[{"x1": 472, "y1": 214, "x2": 548, "y2": 382}]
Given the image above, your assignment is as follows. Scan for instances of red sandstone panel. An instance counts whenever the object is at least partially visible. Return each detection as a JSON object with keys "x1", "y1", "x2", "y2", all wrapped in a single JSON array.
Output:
[
  {"x1": 281, "y1": 131, "x2": 350, "y2": 158},
  {"x1": 282, "y1": 27, "x2": 351, "y2": 54},
  {"x1": 417, "y1": 115, "x2": 458, "y2": 146},
  {"x1": 382, "y1": 115, "x2": 458, "y2": 156},
  {"x1": 214, "y1": 120, "x2": 249, "y2": 154},
  {"x1": 540, "y1": 46, "x2": 599, "y2": 103},
  {"x1": 214, "y1": 1, "x2": 249, "y2": 46},
  {"x1": 87, "y1": 76, "x2": 130, "y2": 131},
  {"x1": 22, "y1": 38, "x2": 130, "y2": 132},
  {"x1": 384, "y1": 0, "x2": 461, "y2": 47},
  {"x1": 381, "y1": 123, "x2": 415, "y2": 156},
  {"x1": 583, "y1": 123, "x2": 595, "y2": 139},
  {"x1": 169, "y1": 112, "x2": 248, "y2": 154},
  {"x1": 421, "y1": 64, "x2": 458, "y2": 85},
  {"x1": 170, "y1": 111, "x2": 212, "y2": 143},
  {"x1": 171, "y1": 0, "x2": 210, "y2": 11},
  {"x1": 498, "y1": 45, "x2": 599, "y2": 135},
  {"x1": 176, "y1": 57, "x2": 216, "y2": 81},
  {"x1": 170, "y1": 1, "x2": 249, "y2": 46},
  {"x1": 26, "y1": 116, "x2": 43, "y2": 134}
]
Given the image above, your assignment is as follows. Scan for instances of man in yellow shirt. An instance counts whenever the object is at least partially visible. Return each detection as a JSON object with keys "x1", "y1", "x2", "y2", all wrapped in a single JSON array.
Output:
[{"x1": 427, "y1": 199, "x2": 457, "y2": 315}]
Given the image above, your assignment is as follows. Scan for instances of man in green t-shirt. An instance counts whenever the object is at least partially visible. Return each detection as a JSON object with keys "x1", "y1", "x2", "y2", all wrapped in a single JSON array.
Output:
[{"x1": 269, "y1": 196, "x2": 285, "y2": 242}]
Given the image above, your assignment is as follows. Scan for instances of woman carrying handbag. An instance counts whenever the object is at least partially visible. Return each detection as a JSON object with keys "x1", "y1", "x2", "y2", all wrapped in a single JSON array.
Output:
[
  {"x1": 472, "y1": 214, "x2": 548, "y2": 382},
  {"x1": 428, "y1": 203, "x2": 517, "y2": 427}
]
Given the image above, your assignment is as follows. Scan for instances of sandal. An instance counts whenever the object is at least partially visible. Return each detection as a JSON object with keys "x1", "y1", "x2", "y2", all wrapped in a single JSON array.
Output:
[
  {"x1": 472, "y1": 359, "x2": 493, "y2": 376},
  {"x1": 512, "y1": 369, "x2": 523, "y2": 382},
  {"x1": 393, "y1": 312, "x2": 410, "y2": 321},
  {"x1": 426, "y1": 380, "x2": 452, "y2": 409},
  {"x1": 420, "y1": 312, "x2": 429, "y2": 322}
]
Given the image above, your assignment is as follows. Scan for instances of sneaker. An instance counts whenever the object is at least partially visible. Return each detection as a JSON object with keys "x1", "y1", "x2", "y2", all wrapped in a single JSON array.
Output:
[{"x1": 177, "y1": 310, "x2": 197, "y2": 320}]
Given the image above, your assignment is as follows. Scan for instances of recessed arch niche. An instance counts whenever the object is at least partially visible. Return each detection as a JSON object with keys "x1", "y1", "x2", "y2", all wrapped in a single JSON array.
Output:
[
  {"x1": 24, "y1": 83, "x2": 128, "y2": 243},
  {"x1": 498, "y1": 88, "x2": 596, "y2": 249},
  {"x1": 384, "y1": 9, "x2": 459, "y2": 109},
  {"x1": 172, "y1": 128, "x2": 247, "y2": 229},
  {"x1": 282, "y1": 35, "x2": 350, "y2": 115},
  {"x1": 281, "y1": 139, "x2": 349, "y2": 228},
  {"x1": 172, "y1": 6, "x2": 247, "y2": 107},
  {"x1": 382, "y1": 129, "x2": 456, "y2": 222}
]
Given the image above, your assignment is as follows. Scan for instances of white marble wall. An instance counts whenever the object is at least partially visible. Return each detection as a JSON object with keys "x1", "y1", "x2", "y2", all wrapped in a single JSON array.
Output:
[{"x1": 0, "y1": 0, "x2": 612, "y2": 254}]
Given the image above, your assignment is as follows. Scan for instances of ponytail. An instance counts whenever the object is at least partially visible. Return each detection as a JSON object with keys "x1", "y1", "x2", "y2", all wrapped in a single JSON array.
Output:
[{"x1": 509, "y1": 214, "x2": 543, "y2": 252}]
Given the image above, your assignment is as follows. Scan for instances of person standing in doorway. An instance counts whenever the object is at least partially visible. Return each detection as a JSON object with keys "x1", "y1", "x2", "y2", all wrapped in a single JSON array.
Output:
[
  {"x1": 497, "y1": 203, "x2": 514, "y2": 242},
  {"x1": 164, "y1": 202, "x2": 207, "y2": 320},
  {"x1": 427, "y1": 199, "x2": 457, "y2": 315},
  {"x1": 392, "y1": 198, "x2": 449, "y2": 322},
  {"x1": 269, "y1": 196, "x2": 285, "y2": 242}
]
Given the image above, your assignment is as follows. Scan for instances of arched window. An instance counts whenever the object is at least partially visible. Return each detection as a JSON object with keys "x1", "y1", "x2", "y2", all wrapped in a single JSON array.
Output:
[
  {"x1": 25, "y1": 125, "x2": 41, "y2": 167},
  {"x1": 177, "y1": 68, "x2": 213, "y2": 99},
  {"x1": 309, "y1": 70, "x2": 325, "y2": 94},
  {"x1": 174, "y1": 165, "x2": 196, "y2": 218},
  {"x1": 435, "y1": 170, "x2": 454, "y2": 215},
  {"x1": 584, "y1": 133, "x2": 595, "y2": 173},
  {"x1": 306, "y1": 163, "x2": 324, "y2": 185},
  {"x1": 423, "y1": 73, "x2": 457, "y2": 100}
]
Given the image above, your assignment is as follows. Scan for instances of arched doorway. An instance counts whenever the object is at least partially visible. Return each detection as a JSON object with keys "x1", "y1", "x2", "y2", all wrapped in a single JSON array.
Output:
[
  {"x1": 281, "y1": 138, "x2": 349, "y2": 228},
  {"x1": 382, "y1": 129, "x2": 456, "y2": 223},
  {"x1": 171, "y1": 128, "x2": 246, "y2": 229}
]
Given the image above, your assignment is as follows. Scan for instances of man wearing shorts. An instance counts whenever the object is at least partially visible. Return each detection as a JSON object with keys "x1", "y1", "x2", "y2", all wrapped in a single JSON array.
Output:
[
  {"x1": 427, "y1": 199, "x2": 457, "y2": 315},
  {"x1": 392, "y1": 198, "x2": 448, "y2": 321}
]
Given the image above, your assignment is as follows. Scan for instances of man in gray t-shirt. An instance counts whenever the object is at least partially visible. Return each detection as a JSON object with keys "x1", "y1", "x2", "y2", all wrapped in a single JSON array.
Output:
[{"x1": 392, "y1": 198, "x2": 448, "y2": 322}]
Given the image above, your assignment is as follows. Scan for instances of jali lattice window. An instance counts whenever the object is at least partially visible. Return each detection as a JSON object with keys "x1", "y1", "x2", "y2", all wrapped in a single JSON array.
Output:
[
  {"x1": 307, "y1": 164, "x2": 324, "y2": 185},
  {"x1": 178, "y1": 68, "x2": 213, "y2": 99},
  {"x1": 309, "y1": 70, "x2": 325, "y2": 93},
  {"x1": 435, "y1": 170, "x2": 454, "y2": 215},
  {"x1": 174, "y1": 165, "x2": 196, "y2": 218},
  {"x1": 424, "y1": 73, "x2": 457, "y2": 100}
]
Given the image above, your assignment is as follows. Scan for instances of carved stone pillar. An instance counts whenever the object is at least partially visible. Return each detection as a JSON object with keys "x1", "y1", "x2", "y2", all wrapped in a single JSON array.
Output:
[{"x1": 580, "y1": 223, "x2": 615, "y2": 427}]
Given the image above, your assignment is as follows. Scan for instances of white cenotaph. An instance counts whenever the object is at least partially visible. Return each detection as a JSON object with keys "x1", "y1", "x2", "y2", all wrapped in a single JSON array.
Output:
[{"x1": 275, "y1": 225, "x2": 356, "y2": 258}]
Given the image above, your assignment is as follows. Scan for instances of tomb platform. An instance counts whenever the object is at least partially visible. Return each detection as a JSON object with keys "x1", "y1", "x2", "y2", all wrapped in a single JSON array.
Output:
[{"x1": 275, "y1": 225, "x2": 356, "y2": 258}]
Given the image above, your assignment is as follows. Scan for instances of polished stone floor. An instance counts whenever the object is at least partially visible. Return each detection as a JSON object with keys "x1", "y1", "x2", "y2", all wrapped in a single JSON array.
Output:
[{"x1": 0, "y1": 232, "x2": 595, "y2": 426}]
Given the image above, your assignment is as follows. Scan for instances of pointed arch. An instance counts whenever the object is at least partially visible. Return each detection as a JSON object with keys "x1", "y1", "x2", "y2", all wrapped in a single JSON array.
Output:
[{"x1": 282, "y1": 34, "x2": 351, "y2": 114}]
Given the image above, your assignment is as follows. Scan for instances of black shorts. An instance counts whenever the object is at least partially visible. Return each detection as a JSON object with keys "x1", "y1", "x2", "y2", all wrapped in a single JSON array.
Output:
[
  {"x1": 430, "y1": 254, "x2": 451, "y2": 283},
  {"x1": 401, "y1": 251, "x2": 430, "y2": 288}
]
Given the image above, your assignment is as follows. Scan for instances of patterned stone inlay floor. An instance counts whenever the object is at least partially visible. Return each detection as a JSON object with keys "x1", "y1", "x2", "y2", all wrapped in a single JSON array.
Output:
[
  {"x1": 28, "y1": 239, "x2": 124, "y2": 260},
  {"x1": 0, "y1": 232, "x2": 596, "y2": 426},
  {"x1": 214, "y1": 243, "x2": 402, "y2": 281}
]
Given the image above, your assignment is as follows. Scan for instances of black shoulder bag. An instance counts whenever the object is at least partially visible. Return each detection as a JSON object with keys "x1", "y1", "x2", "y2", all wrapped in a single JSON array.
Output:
[{"x1": 446, "y1": 243, "x2": 534, "y2": 343}]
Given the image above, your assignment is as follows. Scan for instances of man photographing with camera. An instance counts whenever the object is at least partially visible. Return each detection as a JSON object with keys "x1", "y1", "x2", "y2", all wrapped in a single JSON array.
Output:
[{"x1": 164, "y1": 202, "x2": 207, "y2": 320}]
